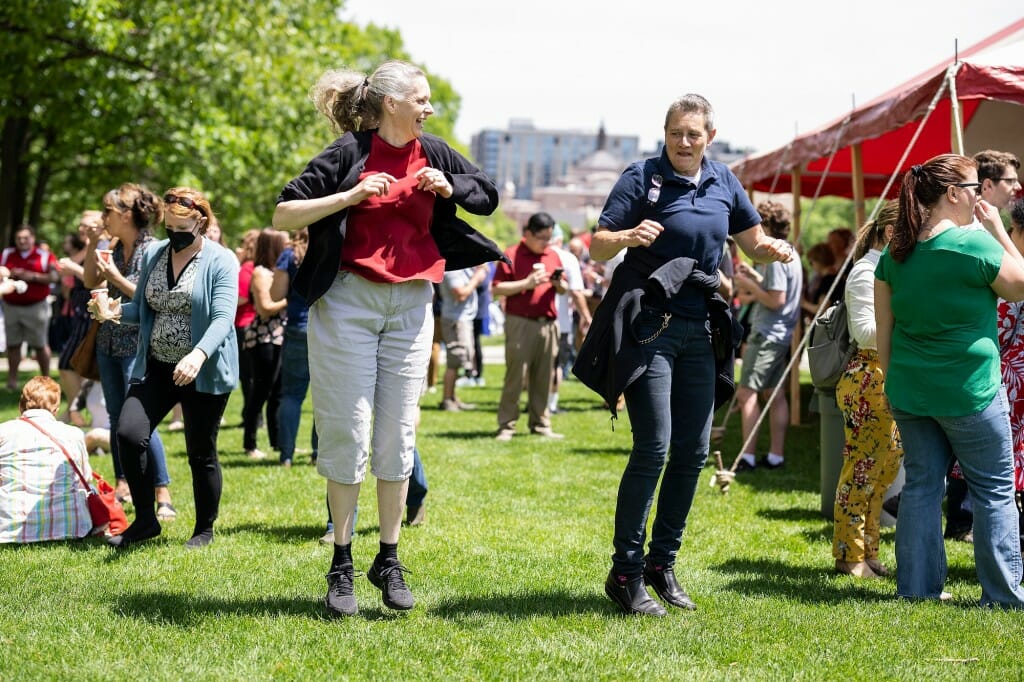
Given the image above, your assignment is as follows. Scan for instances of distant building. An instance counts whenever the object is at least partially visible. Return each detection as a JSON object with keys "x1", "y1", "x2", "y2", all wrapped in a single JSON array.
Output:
[
  {"x1": 471, "y1": 119, "x2": 641, "y2": 201},
  {"x1": 477, "y1": 121, "x2": 753, "y2": 233}
]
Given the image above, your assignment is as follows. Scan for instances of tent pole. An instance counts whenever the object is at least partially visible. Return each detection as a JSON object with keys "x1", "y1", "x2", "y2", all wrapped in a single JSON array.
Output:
[
  {"x1": 948, "y1": 65, "x2": 965, "y2": 154},
  {"x1": 851, "y1": 143, "x2": 866, "y2": 229},
  {"x1": 790, "y1": 166, "x2": 803, "y2": 427}
]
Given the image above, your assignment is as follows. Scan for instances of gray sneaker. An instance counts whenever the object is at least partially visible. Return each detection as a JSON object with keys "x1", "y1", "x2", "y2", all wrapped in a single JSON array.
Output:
[
  {"x1": 368, "y1": 560, "x2": 414, "y2": 610},
  {"x1": 325, "y1": 565, "x2": 358, "y2": 616}
]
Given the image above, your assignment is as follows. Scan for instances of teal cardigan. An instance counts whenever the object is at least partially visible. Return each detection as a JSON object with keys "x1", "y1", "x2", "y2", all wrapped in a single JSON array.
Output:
[{"x1": 121, "y1": 237, "x2": 240, "y2": 395}]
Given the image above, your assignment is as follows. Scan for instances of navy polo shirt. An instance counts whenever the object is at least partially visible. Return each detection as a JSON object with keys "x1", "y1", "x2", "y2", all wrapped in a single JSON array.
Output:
[{"x1": 599, "y1": 149, "x2": 760, "y2": 317}]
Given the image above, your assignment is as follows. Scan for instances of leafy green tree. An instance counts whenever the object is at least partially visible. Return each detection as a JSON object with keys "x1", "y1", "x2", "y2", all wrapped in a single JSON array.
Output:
[{"x1": 0, "y1": 0, "x2": 479, "y2": 249}]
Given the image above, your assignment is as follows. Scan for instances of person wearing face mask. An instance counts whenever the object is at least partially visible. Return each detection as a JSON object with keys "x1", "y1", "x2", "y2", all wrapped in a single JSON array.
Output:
[
  {"x1": 274, "y1": 59, "x2": 504, "y2": 616},
  {"x1": 89, "y1": 186, "x2": 239, "y2": 549},
  {"x1": 84, "y1": 184, "x2": 175, "y2": 515}
]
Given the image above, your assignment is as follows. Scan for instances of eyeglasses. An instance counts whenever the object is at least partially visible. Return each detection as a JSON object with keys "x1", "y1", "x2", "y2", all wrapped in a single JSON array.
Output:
[
  {"x1": 997, "y1": 177, "x2": 1021, "y2": 184},
  {"x1": 164, "y1": 194, "x2": 207, "y2": 217},
  {"x1": 953, "y1": 182, "x2": 983, "y2": 192}
]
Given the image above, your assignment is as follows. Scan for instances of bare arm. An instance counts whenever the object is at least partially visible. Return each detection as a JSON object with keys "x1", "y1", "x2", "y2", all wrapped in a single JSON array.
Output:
[
  {"x1": 492, "y1": 269, "x2": 550, "y2": 298},
  {"x1": 252, "y1": 267, "x2": 287, "y2": 318},
  {"x1": 272, "y1": 172, "x2": 398, "y2": 231},
  {"x1": 589, "y1": 220, "x2": 664, "y2": 262},
  {"x1": 732, "y1": 223, "x2": 795, "y2": 264},
  {"x1": 976, "y1": 199, "x2": 1024, "y2": 302},
  {"x1": 270, "y1": 267, "x2": 290, "y2": 303},
  {"x1": 734, "y1": 271, "x2": 786, "y2": 311}
]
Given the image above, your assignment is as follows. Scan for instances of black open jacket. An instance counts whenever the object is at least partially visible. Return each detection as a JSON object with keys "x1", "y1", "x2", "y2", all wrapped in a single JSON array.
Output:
[
  {"x1": 277, "y1": 131, "x2": 508, "y2": 304},
  {"x1": 572, "y1": 248, "x2": 742, "y2": 420}
]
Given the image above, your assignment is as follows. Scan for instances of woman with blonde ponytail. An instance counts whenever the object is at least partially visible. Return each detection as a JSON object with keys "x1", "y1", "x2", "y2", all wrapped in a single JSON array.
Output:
[{"x1": 274, "y1": 59, "x2": 505, "y2": 617}]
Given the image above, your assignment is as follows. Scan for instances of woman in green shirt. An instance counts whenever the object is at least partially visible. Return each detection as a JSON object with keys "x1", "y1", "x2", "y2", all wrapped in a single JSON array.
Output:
[{"x1": 875, "y1": 153, "x2": 1024, "y2": 608}]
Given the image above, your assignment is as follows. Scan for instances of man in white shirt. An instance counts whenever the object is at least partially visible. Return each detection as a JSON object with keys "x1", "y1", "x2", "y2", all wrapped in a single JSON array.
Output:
[{"x1": 549, "y1": 225, "x2": 591, "y2": 414}]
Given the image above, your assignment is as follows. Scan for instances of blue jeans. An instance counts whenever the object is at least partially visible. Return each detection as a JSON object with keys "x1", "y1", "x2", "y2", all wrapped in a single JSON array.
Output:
[
  {"x1": 612, "y1": 312, "x2": 715, "y2": 576},
  {"x1": 277, "y1": 326, "x2": 318, "y2": 464},
  {"x1": 96, "y1": 350, "x2": 170, "y2": 487},
  {"x1": 892, "y1": 388, "x2": 1024, "y2": 607}
]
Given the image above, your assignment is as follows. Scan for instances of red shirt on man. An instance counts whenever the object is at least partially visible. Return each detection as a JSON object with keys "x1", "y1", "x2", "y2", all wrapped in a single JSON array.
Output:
[
  {"x1": 494, "y1": 241, "x2": 562, "y2": 319},
  {"x1": 1, "y1": 247, "x2": 57, "y2": 306}
]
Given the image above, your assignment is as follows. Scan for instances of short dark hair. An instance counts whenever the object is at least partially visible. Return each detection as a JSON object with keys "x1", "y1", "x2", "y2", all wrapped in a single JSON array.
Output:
[
  {"x1": 973, "y1": 149, "x2": 1021, "y2": 183},
  {"x1": 524, "y1": 212, "x2": 555, "y2": 235}
]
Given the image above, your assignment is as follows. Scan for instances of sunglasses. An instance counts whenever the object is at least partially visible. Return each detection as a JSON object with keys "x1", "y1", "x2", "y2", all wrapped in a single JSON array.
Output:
[
  {"x1": 952, "y1": 182, "x2": 983, "y2": 192},
  {"x1": 164, "y1": 194, "x2": 207, "y2": 217}
]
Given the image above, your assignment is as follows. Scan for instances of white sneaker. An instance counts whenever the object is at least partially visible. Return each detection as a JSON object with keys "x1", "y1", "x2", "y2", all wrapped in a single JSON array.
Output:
[{"x1": 495, "y1": 428, "x2": 515, "y2": 442}]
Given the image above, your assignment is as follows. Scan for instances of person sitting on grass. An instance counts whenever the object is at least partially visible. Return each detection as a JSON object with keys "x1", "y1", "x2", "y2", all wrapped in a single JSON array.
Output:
[{"x1": 0, "y1": 376, "x2": 94, "y2": 543}]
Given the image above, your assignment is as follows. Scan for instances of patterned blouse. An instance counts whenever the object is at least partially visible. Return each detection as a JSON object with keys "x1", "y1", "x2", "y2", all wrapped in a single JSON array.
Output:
[
  {"x1": 145, "y1": 246, "x2": 201, "y2": 364},
  {"x1": 997, "y1": 298, "x2": 1024, "y2": 492},
  {"x1": 95, "y1": 233, "x2": 157, "y2": 359}
]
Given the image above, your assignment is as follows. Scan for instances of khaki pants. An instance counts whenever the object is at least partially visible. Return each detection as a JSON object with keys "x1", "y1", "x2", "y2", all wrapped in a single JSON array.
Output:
[{"x1": 497, "y1": 315, "x2": 559, "y2": 432}]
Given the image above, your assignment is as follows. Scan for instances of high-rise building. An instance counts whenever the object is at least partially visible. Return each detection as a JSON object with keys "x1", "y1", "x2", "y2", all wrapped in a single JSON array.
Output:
[{"x1": 470, "y1": 120, "x2": 641, "y2": 201}]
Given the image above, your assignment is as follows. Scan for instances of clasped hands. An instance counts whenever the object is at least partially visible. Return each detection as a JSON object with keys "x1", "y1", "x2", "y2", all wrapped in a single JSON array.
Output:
[{"x1": 353, "y1": 167, "x2": 453, "y2": 201}]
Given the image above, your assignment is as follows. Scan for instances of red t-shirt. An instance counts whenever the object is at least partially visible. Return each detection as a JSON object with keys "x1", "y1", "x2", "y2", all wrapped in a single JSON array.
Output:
[
  {"x1": 235, "y1": 260, "x2": 256, "y2": 328},
  {"x1": 341, "y1": 135, "x2": 443, "y2": 284},
  {"x1": 1, "y1": 246, "x2": 57, "y2": 305},
  {"x1": 493, "y1": 241, "x2": 561, "y2": 319}
]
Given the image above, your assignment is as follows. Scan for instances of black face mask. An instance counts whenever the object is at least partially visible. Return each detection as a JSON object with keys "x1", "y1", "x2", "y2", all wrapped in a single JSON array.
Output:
[{"x1": 167, "y1": 228, "x2": 197, "y2": 252}]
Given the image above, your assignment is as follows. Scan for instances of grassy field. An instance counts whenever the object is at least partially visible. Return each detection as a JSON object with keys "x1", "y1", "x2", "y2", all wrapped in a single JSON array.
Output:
[{"x1": 1, "y1": 354, "x2": 1022, "y2": 681}]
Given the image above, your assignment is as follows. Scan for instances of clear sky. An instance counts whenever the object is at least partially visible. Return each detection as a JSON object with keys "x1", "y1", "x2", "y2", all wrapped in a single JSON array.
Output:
[{"x1": 339, "y1": 1, "x2": 1022, "y2": 154}]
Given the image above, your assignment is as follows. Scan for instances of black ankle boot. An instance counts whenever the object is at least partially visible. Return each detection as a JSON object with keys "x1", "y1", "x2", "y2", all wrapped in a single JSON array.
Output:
[
  {"x1": 643, "y1": 559, "x2": 697, "y2": 610},
  {"x1": 605, "y1": 570, "x2": 666, "y2": 616}
]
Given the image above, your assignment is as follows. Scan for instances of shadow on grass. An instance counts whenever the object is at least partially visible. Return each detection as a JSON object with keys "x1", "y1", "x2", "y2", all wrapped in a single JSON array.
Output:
[
  {"x1": 429, "y1": 429, "x2": 499, "y2": 440},
  {"x1": 226, "y1": 522, "x2": 331, "y2": 543},
  {"x1": 567, "y1": 446, "x2": 629, "y2": 456},
  {"x1": 0, "y1": 536, "x2": 108, "y2": 553},
  {"x1": 713, "y1": 556, "x2": 985, "y2": 605},
  {"x1": 223, "y1": 522, "x2": 383, "y2": 542},
  {"x1": 758, "y1": 506, "x2": 834, "y2": 543},
  {"x1": 113, "y1": 590, "x2": 329, "y2": 624},
  {"x1": 712, "y1": 557, "x2": 897, "y2": 604},
  {"x1": 431, "y1": 590, "x2": 612, "y2": 619}
]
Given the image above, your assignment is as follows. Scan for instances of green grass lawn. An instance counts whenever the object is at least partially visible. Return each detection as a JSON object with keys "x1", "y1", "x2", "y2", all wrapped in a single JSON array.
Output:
[{"x1": 0, "y1": 355, "x2": 1021, "y2": 681}]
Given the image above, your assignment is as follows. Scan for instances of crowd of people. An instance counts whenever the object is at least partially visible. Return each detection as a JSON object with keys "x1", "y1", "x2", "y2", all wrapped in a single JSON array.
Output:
[{"x1": 1, "y1": 60, "x2": 1022, "y2": 617}]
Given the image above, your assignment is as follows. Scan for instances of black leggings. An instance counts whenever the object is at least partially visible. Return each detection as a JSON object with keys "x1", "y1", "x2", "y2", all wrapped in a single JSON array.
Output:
[
  {"x1": 118, "y1": 359, "x2": 230, "y2": 532},
  {"x1": 242, "y1": 342, "x2": 282, "y2": 451}
]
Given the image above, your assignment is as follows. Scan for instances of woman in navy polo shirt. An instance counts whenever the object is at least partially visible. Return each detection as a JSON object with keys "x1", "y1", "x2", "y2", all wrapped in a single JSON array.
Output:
[{"x1": 590, "y1": 94, "x2": 793, "y2": 616}]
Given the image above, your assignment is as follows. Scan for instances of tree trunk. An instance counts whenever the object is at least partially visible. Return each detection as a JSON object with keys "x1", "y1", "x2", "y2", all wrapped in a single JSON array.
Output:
[
  {"x1": 0, "y1": 114, "x2": 31, "y2": 246},
  {"x1": 27, "y1": 130, "x2": 55, "y2": 230}
]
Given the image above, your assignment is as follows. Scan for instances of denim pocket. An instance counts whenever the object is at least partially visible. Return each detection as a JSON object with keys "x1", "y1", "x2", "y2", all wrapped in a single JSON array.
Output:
[{"x1": 633, "y1": 306, "x2": 672, "y2": 345}]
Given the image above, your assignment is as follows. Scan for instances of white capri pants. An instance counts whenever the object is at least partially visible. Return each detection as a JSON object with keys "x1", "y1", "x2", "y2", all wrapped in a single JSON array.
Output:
[{"x1": 309, "y1": 271, "x2": 433, "y2": 484}]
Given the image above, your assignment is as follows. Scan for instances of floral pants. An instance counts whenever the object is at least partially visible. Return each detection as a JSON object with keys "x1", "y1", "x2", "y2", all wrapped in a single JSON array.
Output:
[{"x1": 833, "y1": 350, "x2": 904, "y2": 562}]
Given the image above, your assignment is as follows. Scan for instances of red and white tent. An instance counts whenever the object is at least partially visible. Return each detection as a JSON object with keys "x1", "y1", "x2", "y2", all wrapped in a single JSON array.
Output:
[{"x1": 731, "y1": 17, "x2": 1024, "y2": 200}]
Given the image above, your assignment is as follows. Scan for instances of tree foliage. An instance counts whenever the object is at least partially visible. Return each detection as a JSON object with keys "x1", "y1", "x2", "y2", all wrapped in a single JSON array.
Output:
[{"x1": 0, "y1": 0, "x2": 476, "y2": 247}]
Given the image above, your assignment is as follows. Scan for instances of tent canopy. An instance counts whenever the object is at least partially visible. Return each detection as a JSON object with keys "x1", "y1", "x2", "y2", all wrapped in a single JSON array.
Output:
[{"x1": 731, "y1": 18, "x2": 1024, "y2": 199}]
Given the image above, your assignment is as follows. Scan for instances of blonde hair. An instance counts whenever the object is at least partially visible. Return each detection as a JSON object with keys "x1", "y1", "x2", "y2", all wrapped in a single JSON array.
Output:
[
  {"x1": 310, "y1": 60, "x2": 426, "y2": 133},
  {"x1": 19, "y1": 376, "x2": 61, "y2": 414}
]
